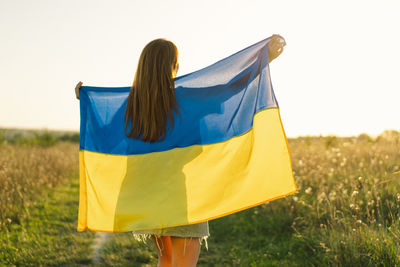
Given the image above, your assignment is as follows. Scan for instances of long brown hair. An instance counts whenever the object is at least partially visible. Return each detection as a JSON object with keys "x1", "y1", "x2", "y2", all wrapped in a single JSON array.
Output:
[{"x1": 124, "y1": 38, "x2": 182, "y2": 143}]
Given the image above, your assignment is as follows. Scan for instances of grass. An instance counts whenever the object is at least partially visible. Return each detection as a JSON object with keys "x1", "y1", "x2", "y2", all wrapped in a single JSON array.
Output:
[
  {"x1": 0, "y1": 176, "x2": 95, "y2": 266},
  {"x1": 0, "y1": 129, "x2": 399, "y2": 266},
  {"x1": 100, "y1": 233, "x2": 158, "y2": 266},
  {"x1": 0, "y1": 142, "x2": 78, "y2": 229},
  {"x1": 0, "y1": 137, "x2": 94, "y2": 266}
]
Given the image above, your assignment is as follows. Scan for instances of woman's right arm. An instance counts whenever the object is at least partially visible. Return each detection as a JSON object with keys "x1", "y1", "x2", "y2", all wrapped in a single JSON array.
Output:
[
  {"x1": 268, "y1": 34, "x2": 286, "y2": 63},
  {"x1": 75, "y1": 81, "x2": 83, "y2": 100}
]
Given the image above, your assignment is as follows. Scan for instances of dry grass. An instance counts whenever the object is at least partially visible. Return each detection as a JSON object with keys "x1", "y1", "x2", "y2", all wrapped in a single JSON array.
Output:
[
  {"x1": 289, "y1": 130, "x2": 400, "y2": 229},
  {"x1": 0, "y1": 141, "x2": 78, "y2": 229},
  {"x1": 281, "y1": 130, "x2": 400, "y2": 264}
]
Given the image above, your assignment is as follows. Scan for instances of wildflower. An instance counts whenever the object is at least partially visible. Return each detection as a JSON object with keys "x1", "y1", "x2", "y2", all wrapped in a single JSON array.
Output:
[
  {"x1": 351, "y1": 190, "x2": 359, "y2": 197},
  {"x1": 318, "y1": 192, "x2": 327, "y2": 202},
  {"x1": 356, "y1": 220, "x2": 362, "y2": 224},
  {"x1": 350, "y1": 203, "x2": 355, "y2": 209},
  {"x1": 293, "y1": 196, "x2": 299, "y2": 202},
  {"x1": 305, "y1": 187, "x2": 312, "y2": 194},
  {"x1": 352, "y1": 229, "x2": 356, "y2": 232},
  {"x1": 358, "y1": 176, "x2": 362, "y2": 181}
]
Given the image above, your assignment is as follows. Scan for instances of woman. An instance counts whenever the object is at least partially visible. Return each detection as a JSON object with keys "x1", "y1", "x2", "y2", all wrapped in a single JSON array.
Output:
[{"x1": 75, "y1": 34, "x2": 285, "y2": 267}]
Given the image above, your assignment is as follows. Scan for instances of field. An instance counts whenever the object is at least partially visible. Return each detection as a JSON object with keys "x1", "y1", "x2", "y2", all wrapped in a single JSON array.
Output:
[{"x1": 0, "y1": 129, "x2": 399, "y2": 266}]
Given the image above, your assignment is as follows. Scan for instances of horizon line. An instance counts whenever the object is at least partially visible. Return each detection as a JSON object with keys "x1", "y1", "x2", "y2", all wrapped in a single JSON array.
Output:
[{"x1": 1, "y1": 125, "x2": 399, "y2": 139}]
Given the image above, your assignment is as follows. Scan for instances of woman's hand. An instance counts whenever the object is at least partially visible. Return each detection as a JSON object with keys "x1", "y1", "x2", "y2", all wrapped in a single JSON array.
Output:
[
  {"x1": 75, "y1": 81, "x2": 83, "y2": 100},
  {"x1": 268, "y1": 34, "x2": 286, "y2": 63}
]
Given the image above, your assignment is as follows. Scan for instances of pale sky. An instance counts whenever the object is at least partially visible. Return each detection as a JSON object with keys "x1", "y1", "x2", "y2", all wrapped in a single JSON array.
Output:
[{"x1": 0, "y1": 0, "x2": 399, "y2": 137}]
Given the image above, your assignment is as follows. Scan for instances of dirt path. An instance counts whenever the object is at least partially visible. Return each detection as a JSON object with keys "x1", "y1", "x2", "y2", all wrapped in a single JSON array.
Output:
[{"x1": 89, "y1": 232, "x2": 110, "y2": 265}]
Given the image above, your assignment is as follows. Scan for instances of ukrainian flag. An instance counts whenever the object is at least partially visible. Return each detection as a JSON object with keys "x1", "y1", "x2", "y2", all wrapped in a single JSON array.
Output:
[{"x1": 77, "y1": 36, "x2": 297, "y2": 232}]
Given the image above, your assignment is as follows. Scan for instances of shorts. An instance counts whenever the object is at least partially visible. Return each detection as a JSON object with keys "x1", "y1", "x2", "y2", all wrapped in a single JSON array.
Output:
[{"x1": 132, "y1": 221, "x2": 210, "y2": 254}]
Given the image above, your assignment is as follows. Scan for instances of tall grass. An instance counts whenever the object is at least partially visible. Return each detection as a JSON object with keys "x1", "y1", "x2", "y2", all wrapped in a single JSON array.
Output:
[
  {"x1": 0, "y1": 141, "x2": 78, "y2": 229},
  {"x1": 276, "y1": 130, "x2": 400, "y2": 265}
]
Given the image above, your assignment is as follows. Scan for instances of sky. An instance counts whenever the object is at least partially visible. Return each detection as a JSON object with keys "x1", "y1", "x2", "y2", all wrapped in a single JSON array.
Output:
[{"x1": 0, "y1": 0, "x2": 399, "y2": 137}]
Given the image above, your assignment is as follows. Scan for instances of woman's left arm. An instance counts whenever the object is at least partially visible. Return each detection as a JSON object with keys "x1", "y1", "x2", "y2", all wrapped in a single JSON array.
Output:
[{"x1": 75, "y1": 81, "x2": 83, "y2": 100}]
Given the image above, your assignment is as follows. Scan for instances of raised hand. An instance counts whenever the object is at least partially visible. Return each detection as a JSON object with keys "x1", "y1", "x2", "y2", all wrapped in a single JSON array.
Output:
[
  {"x1": 75, "y1": 81, "x2": 83, "y2": 100},
  {"x1": 268, "y1": 34, "x2": 286, "y2": 63}
]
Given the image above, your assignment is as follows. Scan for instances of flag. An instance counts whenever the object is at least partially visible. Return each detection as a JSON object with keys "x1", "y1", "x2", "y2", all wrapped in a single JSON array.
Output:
[{"x1": 77, "y1": 36, "x2": 297, "y2": 232}]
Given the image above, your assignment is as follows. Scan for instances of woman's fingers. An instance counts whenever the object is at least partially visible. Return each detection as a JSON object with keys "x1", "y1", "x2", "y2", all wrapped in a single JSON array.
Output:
[
  {"x1": 270, "y1": 41, "x2": 282, "y2": 54},
  {"x1": 271, "y1": 34, "x2": 286, "y2": 48},
  {"x1": 268, "y1": 35, "x2": 285, "y2": 62},
  {"x1": 75, "y1": 81, "x2": 83, "y2": 99},
  {"x1": 270, "y1": 35, "x2": 285, "y2": 54}
]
